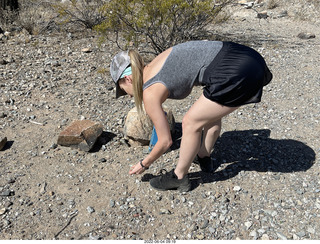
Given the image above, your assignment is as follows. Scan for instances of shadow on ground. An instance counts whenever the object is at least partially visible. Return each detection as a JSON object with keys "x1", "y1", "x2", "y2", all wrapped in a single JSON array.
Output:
[{"x1": 144, "y1": 126, "x2": 316, "y2": 191}]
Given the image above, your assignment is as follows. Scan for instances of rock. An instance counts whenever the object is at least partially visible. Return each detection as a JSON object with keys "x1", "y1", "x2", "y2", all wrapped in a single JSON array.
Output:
[
  {"x1": 200, "y1": 219, "x2": 209, "y2": 229},
  {"x1": 307, "y1": 227, "x2": 315, "y2": 234},
  {"x1": 40, "y1": 182, "x2": 47, "y2": 195},
  {"x1": 87, "y1": 206, "x2": 95, "y2": 213},
  {"x1": 0, "y1": 208, "x2": 6, "y2": 215},
  {"x1": 81, "y1": 47, "x2": 92, "y2": 53},
  {"x1": 245, "y1": 221, "x2": 252, "y2": 230},
  {"x1": 196, "y1": 234, "x2": 204, "y2": 240},
  {"x1": 159, "y1": 209, "x2": 171, "y2": 215},
  {"x1": 297, "y1": 32, "x2": 316, "y2": 40},
  {"x1": 257, "y1": 11, "x2": 269, "y2": 19},
  {"x1": 57, "y1": 120, "x2": 103, "y2": 152},
  {"x1": 276, "y1": 232, "x2": 287, "y2": 240},
  {"x1": 249, "y1": 230, "x2": 258, "y2": 239},
  {"x1": 0, "y1": 135, "x2": 7, "y2": 150},
  {"x1": 233, "y1": 186, "x2": 241, "y2": 192},
  {"x1": 0, "y1": 190, "x2": 14, "y2": 196},
  {"x1": 124, "y1": 105, "x2": 175, "y2": 145},
  {"x1": 0, "y1": 59, "x2": 8, "y2": 65}
]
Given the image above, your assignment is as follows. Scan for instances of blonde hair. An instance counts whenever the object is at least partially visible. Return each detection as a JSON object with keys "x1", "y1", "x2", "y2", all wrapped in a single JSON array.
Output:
[{"x1": 128, "y1": 49, "x2": 145, "y2": 114}]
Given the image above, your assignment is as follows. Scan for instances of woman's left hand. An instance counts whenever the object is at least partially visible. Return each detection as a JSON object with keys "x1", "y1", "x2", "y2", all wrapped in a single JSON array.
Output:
[{"x1": 129, "y1": 162, "x2": 145, "y2": 175}]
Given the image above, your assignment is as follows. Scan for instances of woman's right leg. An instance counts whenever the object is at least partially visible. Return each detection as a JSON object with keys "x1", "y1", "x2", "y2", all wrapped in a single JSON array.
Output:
[{"x1": 198, "y1": 119, "x2": 221, "y2": 158}]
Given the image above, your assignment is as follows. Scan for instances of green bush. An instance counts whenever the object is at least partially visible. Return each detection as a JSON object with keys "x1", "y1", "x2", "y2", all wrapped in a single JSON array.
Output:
[
  {"x1": 96, "y1": 0, "x2": 231, "y2": 54},
  {"x1": 52, "y1": 0, "x2": 106, "y2": 30}
]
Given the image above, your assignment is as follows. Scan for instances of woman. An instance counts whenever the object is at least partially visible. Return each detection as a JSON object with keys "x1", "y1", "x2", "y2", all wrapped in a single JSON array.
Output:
[{"x1": 110, "y1": 40, "x2": 272, "y2": 192}]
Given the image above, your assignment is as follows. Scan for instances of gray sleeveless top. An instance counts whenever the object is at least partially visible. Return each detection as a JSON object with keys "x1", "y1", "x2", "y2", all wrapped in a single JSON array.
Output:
[{"x1": 143, "y1": 41, "x2": 223, "y2": 99}]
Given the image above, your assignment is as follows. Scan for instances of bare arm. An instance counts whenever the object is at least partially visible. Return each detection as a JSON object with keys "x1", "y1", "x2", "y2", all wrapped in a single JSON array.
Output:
[{"x1": 129, "y1": 83, "x2": 171, "y2": 175}]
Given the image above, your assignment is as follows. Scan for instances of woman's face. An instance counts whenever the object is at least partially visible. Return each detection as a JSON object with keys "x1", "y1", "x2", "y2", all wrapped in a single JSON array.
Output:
[{"x1": 119, "y1": 75, "x2": 133, "y2": 97}]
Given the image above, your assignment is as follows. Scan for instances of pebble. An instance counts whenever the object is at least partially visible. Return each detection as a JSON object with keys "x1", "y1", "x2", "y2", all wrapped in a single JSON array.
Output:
[
  {"x1": 196, "y1": 234, "x2": 204, "y2": 240},
  {"x1": 250, "y1": 231, "x2": 259, "y2": 240},
  {"x1": 159, "y1": 209, "x2": 171, "y2": 215},
  {"x1": 0, "y1": 190, "x2": 15, "y2": 197},
  {"x1": 245, "y1": 221, "x2": 252, "y2": 230},
  {"x1": 109, "y1": 200, "x2": 115, "y2": 208},
  {"x1": 233, "y1": 186, "x2": 241, "y2": 192},
  {"x1": 307, "y1": 227, "x2": 315, "y2": 234},
  {"x1": 87, "y1": 206, "x2": 95, "y2": 214},
  {"x1": 0, "y1": 208, "x2": 6, "y2": 215},
  {"x1": 261, "y1": 234, "x2": 269, "y2": 240},
  {"x1": 276, "y1": 232, "x2": 287, "y2": 240},
  {"x1": 200, "y1": 219, "x2": 209, "y2": 229}
]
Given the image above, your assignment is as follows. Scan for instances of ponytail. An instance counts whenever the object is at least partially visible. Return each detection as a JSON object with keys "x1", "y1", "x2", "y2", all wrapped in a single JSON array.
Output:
[{"x1": 128, "y1": 49, "x2": 144, "y2": 115}]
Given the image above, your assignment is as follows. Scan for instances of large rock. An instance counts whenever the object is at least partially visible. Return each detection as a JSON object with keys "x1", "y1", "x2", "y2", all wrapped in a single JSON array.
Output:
[
  {"x1": 57, "y1": 120, "x2": 103, "y2": 152},
  {"x1": 124, "y1": 105, "x2": 175, "y2": 146},
  {"x1": 0, "y1": 135, "x2": 7, "y2": 150}
]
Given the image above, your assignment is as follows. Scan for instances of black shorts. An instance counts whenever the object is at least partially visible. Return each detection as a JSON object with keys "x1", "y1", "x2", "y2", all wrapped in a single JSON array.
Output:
[{"x1": 202, "y1": 42, "x2": 273, "y2": 107}]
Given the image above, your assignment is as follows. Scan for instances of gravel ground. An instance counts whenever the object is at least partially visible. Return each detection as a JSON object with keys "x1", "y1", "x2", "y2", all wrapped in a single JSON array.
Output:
[{"x1": 0, "y1": 0, "x2": 320, "y2": 240}]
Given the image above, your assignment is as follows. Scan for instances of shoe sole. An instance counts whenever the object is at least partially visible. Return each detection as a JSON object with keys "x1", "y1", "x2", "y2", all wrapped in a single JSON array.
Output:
[{"x1": 150, "y1": 181, "x2": 191, "y2": 193}]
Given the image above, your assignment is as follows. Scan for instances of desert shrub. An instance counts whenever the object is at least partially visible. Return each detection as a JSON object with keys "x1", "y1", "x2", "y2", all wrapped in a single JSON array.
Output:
[
  {"x1": 0, "y1": 0, "x2": 19, "y2": 29},
  {"x1": 52, "y1": 0, "x2": 106, "y2": 30},
  {"x1": 0, "y1": 0, "x2": 58, "y2": 35},
  {"x1": 95, "y1": 0, "x2": 232, "y2": 54}
]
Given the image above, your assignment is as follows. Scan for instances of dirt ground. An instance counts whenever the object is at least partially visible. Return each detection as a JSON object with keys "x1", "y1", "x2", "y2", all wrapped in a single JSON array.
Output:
[{"x1": 1, "y1": 0, "x2": 320, "y2": 240}]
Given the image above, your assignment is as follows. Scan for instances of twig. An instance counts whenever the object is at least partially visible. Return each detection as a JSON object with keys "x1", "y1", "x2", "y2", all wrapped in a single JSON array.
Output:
[
  {"x1": 54, "y1": 211, "x2": 78, "y2": 239},
  {"x1": 29, "y1": 120, "x2": 45, "y2": 126}
]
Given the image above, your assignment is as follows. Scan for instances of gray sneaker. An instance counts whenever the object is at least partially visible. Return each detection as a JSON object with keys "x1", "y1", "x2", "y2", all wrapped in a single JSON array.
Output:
[{"x1": 149, "y1": 169, "x2": 191, "y2": 192}]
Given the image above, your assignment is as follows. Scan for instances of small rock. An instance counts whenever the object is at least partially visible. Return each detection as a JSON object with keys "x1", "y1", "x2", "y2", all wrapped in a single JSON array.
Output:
[
  {"x1": 200, "y1": 219, "x2": 209, "y2": 229},
  {"x1": 245, "y1": 221, "x2": 252, "y2": 230},
  {"x1": 40, "y1": 182, "x2": 47, "y2": 194},
  {"x1": 99, "y1": 158, "x2": 107, "y2": 163},
  {"x1": 87, "y1": 206, "x2": 95, "y2": 213},
  {"x1": 208, "y1": 227, "x2": 215, "y2": 234},
  {"x1": 7, "y1": 178, "x2": 15, "y2": 184},
  {"x1": 233, "y1": 186, "x2": 241, "y2": 192},
  {"x1": 307, "y1": 227, "x2": 315, "y2": 234},
  {"x1": 0, "y1": 135, "x2": 7, "y2": 150},
  {"x1": 0, "y1": 190, "x2": 14, "y2": 196},
  {"x1": 0, "y1": 208, "x2": 6, "y2": 215},
  {"x1": 249, "y1": 230, "x2": 258, "y2": 239},
  {"x1": 0, "y1": 59, "x2": 8, "y2": 65},
  {"x1": 196, "y1": 234, "x2": 204, "y2": 240},
  {"x1": 89, "y1": 233, "x2": 100, "y2": 240},
  {"x1": 261, "y1": 234, "x2": 269, "y2": 240},
  {"x1": 109, "y1": 200, "x2": 115, "y2": 208},
  {"x1": 159, "y1": 209, "x2": 171, "y2": 215},
  {"x1": 191, "y1": 223, "x2": 198, "y2": 231},
  {"x1": 297, "y1": 32, "x2": 316, "y2": 40},
  {"x1": 81, "y1": 47, "x2": 92, "y2": 53},
  {"x1": 296, "y1": 231, "x2": 306, "y2": 238},
  {"x1": 276, "y1": 232, "x2": 287, "y2": 240}
]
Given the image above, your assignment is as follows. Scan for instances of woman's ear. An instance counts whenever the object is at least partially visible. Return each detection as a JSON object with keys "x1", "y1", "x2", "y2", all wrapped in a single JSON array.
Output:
[{"x1": 124, "y1": 74, "x2": 133, "y2": 84}]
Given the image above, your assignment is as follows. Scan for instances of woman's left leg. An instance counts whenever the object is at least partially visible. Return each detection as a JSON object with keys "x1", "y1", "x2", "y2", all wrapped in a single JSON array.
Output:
[{"x1": 174, "y1": 94, "x2": 238, "y2": 179}]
